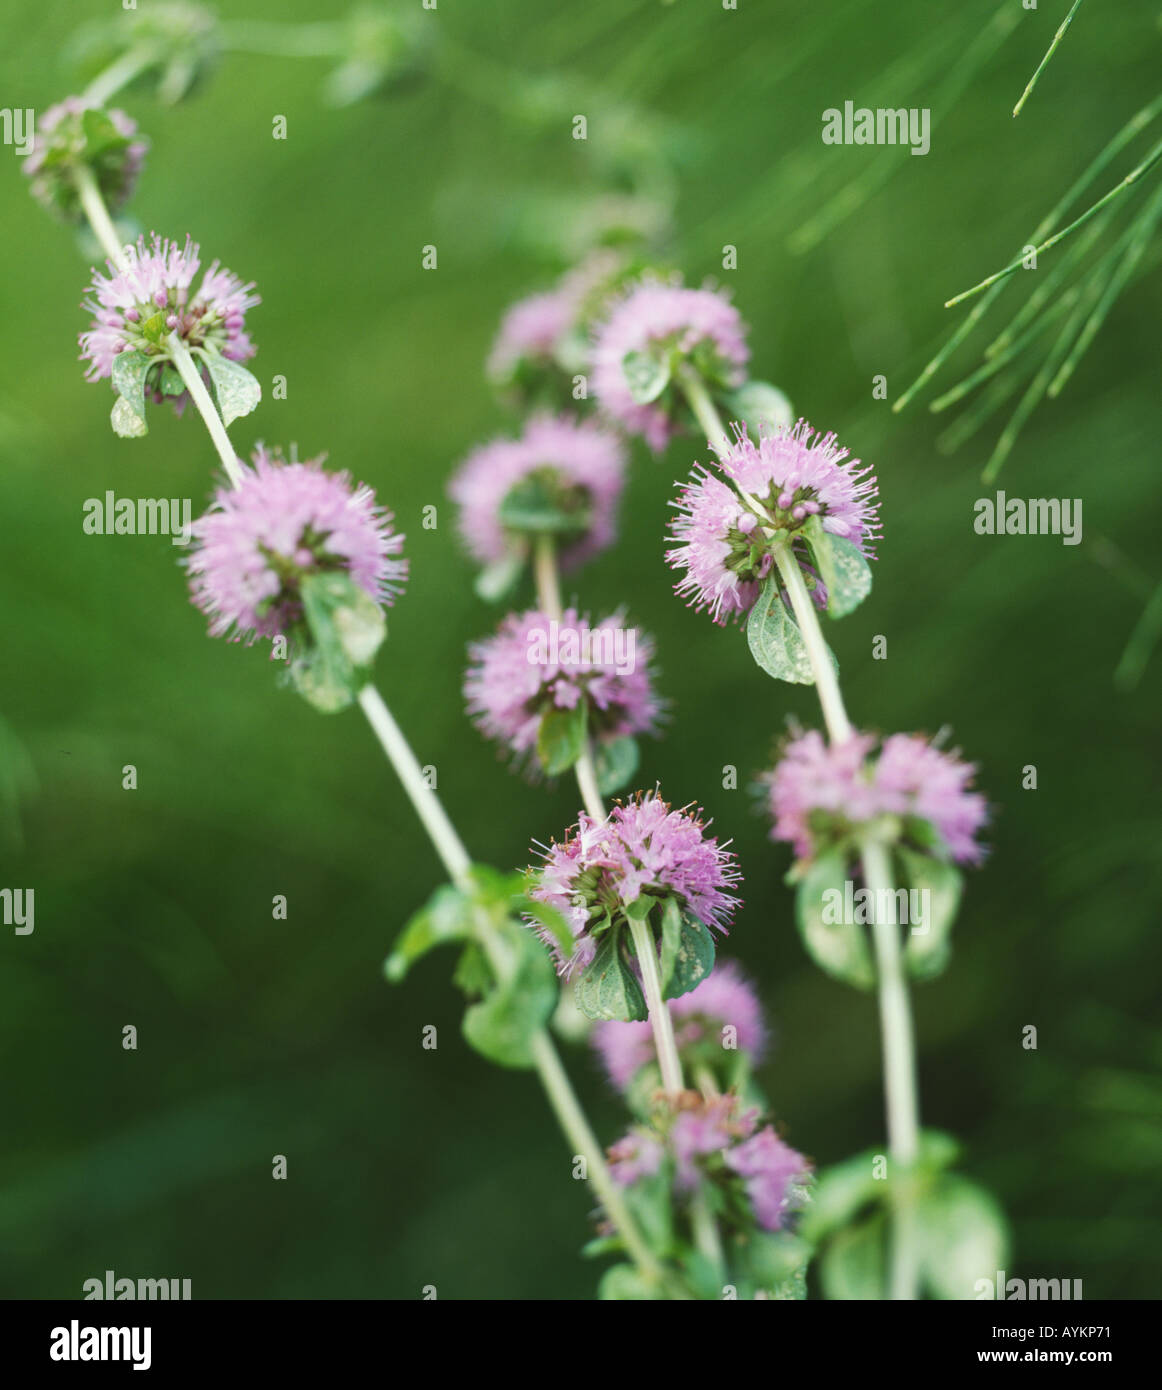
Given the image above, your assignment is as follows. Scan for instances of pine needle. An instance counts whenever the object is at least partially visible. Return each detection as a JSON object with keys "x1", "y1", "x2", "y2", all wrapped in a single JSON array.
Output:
[{"x1": 1013, "y1": 0, "x2": 1085, "y2": 118}]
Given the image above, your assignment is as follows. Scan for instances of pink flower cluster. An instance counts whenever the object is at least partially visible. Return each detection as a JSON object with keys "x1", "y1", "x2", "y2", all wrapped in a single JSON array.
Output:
[
  {"x1": 79, "y1": 233, "x2": 259, "y2": 385},
  {"x1": 528, "y1": 792, "x2": 741, "y2": 976},
  {"x1": 592, "y1": 280, "x2": 749, "y2": 451},
  {"x1": 187, "y1": 447, "x2": 407, "y2": 642},
  {"x1": 608, "y1": 1094, "x2": 810, "y2": 1233},
  {"x1": 667, "y1": 420, "x2": 880, "y2": 624},
  {"x1": 764, "y1": 729, "x2": 988, "y2": 865},
  {"x1": 465, "y1": 606, "x2": 662, "y2": 772},
  {"x1": 450, "y1": 414, "x2": 626, "y2": 572}
]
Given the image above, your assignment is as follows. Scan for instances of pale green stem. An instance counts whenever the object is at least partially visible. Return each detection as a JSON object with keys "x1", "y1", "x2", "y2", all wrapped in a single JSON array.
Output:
[
  {"x1": 74, "y1": 163, "x2": 128, "y2": 269},
  {"x1": 82, "y1": 46, "x2": 159, "y2": 106},
  {"x1": 772, "y1": 545, "x2": 855, "y2": 746},
  {"x1": 679, "y1": 367, "x2": 732, "y2": 454},
  {"x1": 680, "y1": 374, "x2": 921, "y2": 1298},
  {"x1": 860, "y1": 836, "x2": 921, "y2": 1301}
]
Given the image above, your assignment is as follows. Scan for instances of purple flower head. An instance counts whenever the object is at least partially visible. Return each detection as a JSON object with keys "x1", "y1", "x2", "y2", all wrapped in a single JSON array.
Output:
[
  {"x1": 79, "y1": 233, "x2": 259, "y2": 395},
  {"x1": 609, "y1": 1095, "x2": 811, "y2": 1234},
  {"x1": 487, "y1": 291, "x2": 576, "y2": 383},
  {"x1": 592, "y1": 960, "x2": 769, "y2": 1092},
  {"x1": 186, "y1": 446, "x2": 407, "y2": 645},
  {"x1": 724, "y1": 1125, "x2": 812, "y2": 1232},
  {"x1": 762, "y1": 729, "x2": 987, "y2": 866},
  {"x1": 24, "y1": 98, "x2": 147, "y2": 221},
  {"x1": 527, "y1": 791, "x2": 742, "y2": 977},
  {"x1": 465, "y1": 606, "x2": 662, "y2": 774},
  {"x1": 666, "y1": 420, "x2": 880, "y2": 625},
  {"x1": 449, "y1": 414, "x2": 626, "y2": 573},
  {"x1": 591, "y1": 278, "x2": 749, "y2": 452}
]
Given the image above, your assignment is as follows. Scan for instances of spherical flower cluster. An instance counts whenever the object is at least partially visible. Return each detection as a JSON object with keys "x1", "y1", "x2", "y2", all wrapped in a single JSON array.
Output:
[
  {"x1": 24, "y1": 98, "x2": 147, "y2": 221},
  {"x1": 592, "y1": 960, "x2": 767, "y2": 1092},
  {"x1": 79, "y1": 233, "x2": 259, "y2": 390},
  {"x1": 487, "y1": 249, "x2": 629, "y2": 394},
  {"x1": 527, "y1": 792, "x2": 741, "y2": 976},
  {"x1": 667, "y1": 420, "x2": 880, "y2": 624},
  {"x1": 608, "y1": 1095, "x2": 810, "y2": 1233},
  {"x1": 763, "y1": 729, "x2": 988, "y2": 865},
  {"x1": 449, "y1": 414, "x2": 626, "y2": 572},
  {"x1": 465, "y1": 606, "x2": 662, "y2": 772},
  {"x1": 487, "y1": 291, "x2": 577, "y2": 384},
  {"x1": 591, "y1": 279, "x2": 749, "y2": 451},
  {"x1": 186, "y1": 447, "x2": 407, "y2": 643}
]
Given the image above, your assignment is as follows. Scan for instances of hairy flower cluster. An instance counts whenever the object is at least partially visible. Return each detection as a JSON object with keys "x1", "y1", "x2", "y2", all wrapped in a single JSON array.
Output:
[
  {"x1": 667, "y1": 420, "x2": 880, "y2": 624},
  {"x1": 592, "y1": 960, "x2": 768, "y2": 1092},
  {"x1": 186, "y1": 447, "x2": 407, "y2": 642},
  {"x1": 763, "y1": 729, "x2": 988, "y2": 865},
  {"x1": 465, "y1": 606, "x2": 662, "y2": 771},
  {"x1": 608, "y1": 1094, "x2": 810, "y2": 1233},
  {"x1": 592, "y1": 279, "x2": 749, "y2": 451},
  {"x1": 527, "y1": 792, "x2": 741, "y2": 976},
  {"x1": 487, "y1": 249, "x2": 629, "y2": 396},
  {"x1": 24, "y1": 98, "x2": 147, "y2": 221},
  {"x1": 449, "y1": 414, "x2": 626, "y2": 572},
  {"x1": 79, "y1": 233, "x2": 259, "y2": 390}
]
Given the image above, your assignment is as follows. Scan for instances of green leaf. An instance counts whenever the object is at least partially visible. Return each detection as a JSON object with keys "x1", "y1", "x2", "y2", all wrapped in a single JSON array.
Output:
[
  {"x1": 474, "y1": 550, "x2": 526, "y2": 603},
  {"x1": 622, "y1": 1167, "x2": 674, "y2": 1256},
  {"x1": 742, "y1": 1230, "x2": 811, "y2": 1300},
  {"x1": 138, "y1": 312, "x2": 168, "y2": 347},
  {"x1": 293, "y1": 571, "x2": 387, "y2": 713},
  {"x1": 721, "y1": 379, "x2": 793, "y2": 437},
  {"x1": 536, "y1": 700, "x2": 588, "y2": 776},
  {"x1": 917, "y1": 1174, "x2": 1009, "y2": 1301},
  {"x1": 801, "y1": 1131, "x2": 961, "y2": 1246},
  {"x1": 593, "y1": 734, "x2": 639, "y2": 796},
  {"x1": 461, "y1": 926, "x2": 557, "y2": 1069},
  {"x1": 516, "y1": 894, "x2": 574, "y2": 963},
  {"x1": 597, "y1": 1263, "x2": 657, "y2": 1300},
  {"x1": 497, "y1": 473, "x2": 590, "y2": 536},
  {"x1": 622, "y1": 349, "x2": 671, "y2": 405},
  {"x1": 574, "y1": 926, "x2": 647, "y2": 1022},
  {"x1": 384, "y1": 884, "x2": 473, "y2": 983},
  {"x1": 805, "y1": 518, "x2": 873, "y2": 619},
  {"x1": 819, "y1": 1212, "x2": 887, "y2": 1300},
  {"x1": 746, "y1": 573, "x2": 817, "y2": 685},
  {"x1": 799, "y1": 1149, "x2": 885, "y2": 1246},
  {"x1": 899, "y1": 848, "x2": 964, "y2": 981},
  {"x1": 111, "y1": 349, "x2": 152, "y2": 424},
  {"x1": 110, "y1": 395, "x2": 148, "y2": 438},
  {"x1": 451, "y1": 940, "x2": 492, "y2": 997},
  {"x1": 202, "y1": 352, "x2": 261, "y2": 427},
  {"x1": 158, "y1": 363, "x2": 187, "y2": 397},
  {"x1": 80, "y1": 106, "x2": 131, "y2": 160},
  {"x1": 663, "y1": 908, "x2": 716, "y2": 1001},
  {"x1": 795, "y1": 848, "x2": 875, "y2": 989}
]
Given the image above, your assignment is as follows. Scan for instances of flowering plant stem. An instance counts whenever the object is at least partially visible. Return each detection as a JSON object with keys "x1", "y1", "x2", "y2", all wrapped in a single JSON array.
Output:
[
  {"x1": 72, "y1": 166, "x2": 244, "y2": 488},
  {"x1": 679, "y1": 376, "x2": 922, "y2": 1299},
  {"x1": 71, "y1": 168, "x2": 664, "y2": 1295},
  {"x1": 532, "y1": 534, "x2": 725, "y2": 1283}
]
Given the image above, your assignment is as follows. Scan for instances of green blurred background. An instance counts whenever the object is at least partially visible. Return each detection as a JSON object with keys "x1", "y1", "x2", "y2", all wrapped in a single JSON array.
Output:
[{"x1": 2, "y1": 0, "x2": 1159, "y2": 1299}]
